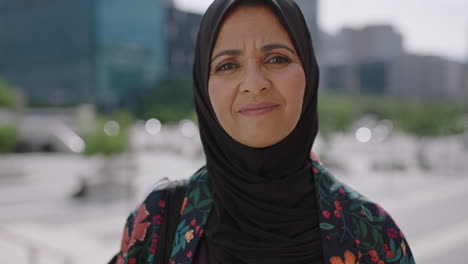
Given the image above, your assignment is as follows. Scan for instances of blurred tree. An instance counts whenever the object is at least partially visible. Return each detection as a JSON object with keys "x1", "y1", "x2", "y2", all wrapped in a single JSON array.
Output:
[
  {"x1": 318, "y1": 94, "x2": 466, "y2": 137},
  {"x1": 0, "y1": 78, "x2": 18, "y2": 153},
  {"x1": 0, "y1": 126, "x2": 17, "y2": 153},
  {"x1": 317, "y1": 94, "x2": 354, "y2": 140},
  {"x1": 0, "y1": 78, "x2": 16, "y2": 108},
  {"x1": 139, "y1": 77, "x2": 195, "y2": 123},
  {"x1": 82, "y1": 110, "x2": 134, "y2": 156}
]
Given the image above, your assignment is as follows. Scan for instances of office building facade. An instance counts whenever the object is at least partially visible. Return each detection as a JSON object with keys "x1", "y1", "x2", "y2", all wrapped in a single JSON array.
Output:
[{"x1": 0, "y1": 0, "x2": 170, "y2": 109}]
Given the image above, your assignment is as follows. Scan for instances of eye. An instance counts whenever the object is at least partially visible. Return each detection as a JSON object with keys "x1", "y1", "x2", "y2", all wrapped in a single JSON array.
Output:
[
  {"x1": 215, "y1": 62, "x2": 238, "y2": 72},
  {"x1": 267, "y1": 55, "x2": 291, "y2": 64}
]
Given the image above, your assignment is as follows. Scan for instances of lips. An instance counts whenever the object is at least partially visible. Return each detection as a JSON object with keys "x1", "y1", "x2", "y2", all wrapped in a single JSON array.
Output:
[{"x1": 238, "y1": 102, "x2": 280, "y2": 116}]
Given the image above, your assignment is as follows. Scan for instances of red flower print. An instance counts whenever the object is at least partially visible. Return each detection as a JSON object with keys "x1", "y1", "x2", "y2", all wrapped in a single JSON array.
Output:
[
  {"x1": 190, "y1": 219, "x2": 197, "y2": 226},
  {"x1": 127, "y1": 204, "x2": 152, "y2": 252},
  {"x1": 339, "y1": 188, "x2": 345, "y2": 195},
  {"x1": 199, "y1": 229, "x2": 204, "y2": 237},
  {"x1": 358, "y1": 251, "x2": 362, "y2": 259},
  {"x1": 375, "y1": 203, "x2": 388, "y2": 217},
  {"x1": 322, "y1": 210, "x2": 331, "y2": 219},
  {"x1": 129, "y1": 258, "x2": 136, "y2": 264},
  {"x1": 312, "y1": 167, "x2": 319, "y2": 174},
  {"x1": 386, "y1": 250, "x2": 394, "y2": 259},
  {"x1": 187, "y1": 250, "x2": 193, "y2": 258},
  {"x1": 334, "y1": 210, "x2": 342, "y2": 218},
  {"x1": 387, "y1": 228, "x2": 398, "y2": 239},
  {"x1": 334, "y1": 200, "x2": 343, "y2": 211},
  {"x1": 355, "y1": 239, "x2": 360, "y2": 245},
  {"x1": 158, "y1": 200, "x2": 165, "y2": 208},
  {"x1": 326, "y1": 235, "x2": 331, "y2": 240},
  {"x1": 368, "y1": 250, "x2": 379, "y2": 263},
  {"x1": 169, "y1": 259, "x2": 175, "y2": 264},
  {"x1": 378, "y1": 261, "x2": 384, "y2": 264},
  {"x1": 309, "y1": 151, "x2": 323, "y2": 164},
  {"x1": 360, "y1": 209, "x2": 366, "y2": 215},
  {"x1": 195, "y1": 225, "x2": 200, "y2": 234},
  {"x1": 383, "y1": 244, "x2": 389, "y2": 252},
  {"x1": 334, "y1": 200, "x2": 341, "y2": 208}
]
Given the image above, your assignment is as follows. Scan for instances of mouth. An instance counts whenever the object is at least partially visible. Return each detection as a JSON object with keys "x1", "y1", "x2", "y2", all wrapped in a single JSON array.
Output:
[{"x1": 238, "y1": 102, "x2": 280, "y2": 117}]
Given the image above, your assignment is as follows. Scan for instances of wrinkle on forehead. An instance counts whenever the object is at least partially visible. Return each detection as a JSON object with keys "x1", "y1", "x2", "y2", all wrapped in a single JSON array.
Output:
[{"x1": 211, "y1": 5, "x2": 295, "y2": 57}]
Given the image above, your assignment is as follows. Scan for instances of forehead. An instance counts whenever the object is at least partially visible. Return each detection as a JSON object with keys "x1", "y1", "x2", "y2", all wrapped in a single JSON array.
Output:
[{"x1": 212, "y1": 5, "x2": 294, "y2": 51}]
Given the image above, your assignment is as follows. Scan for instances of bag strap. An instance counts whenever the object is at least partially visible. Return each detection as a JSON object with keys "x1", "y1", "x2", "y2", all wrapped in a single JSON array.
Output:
[{"x1": 153, "y1": 179, "x2": 188, "y2": 264}]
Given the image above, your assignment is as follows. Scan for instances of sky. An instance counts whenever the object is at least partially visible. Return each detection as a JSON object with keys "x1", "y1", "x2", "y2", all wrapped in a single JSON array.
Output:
[{"x1": 174, "y1": 0, "x2": 468, "y2": 62}]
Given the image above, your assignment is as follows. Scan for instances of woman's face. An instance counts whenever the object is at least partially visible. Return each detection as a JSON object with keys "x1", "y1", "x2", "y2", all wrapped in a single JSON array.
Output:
[{"x1": 208, "y1": 5, "x2": 306, "y2": 148}]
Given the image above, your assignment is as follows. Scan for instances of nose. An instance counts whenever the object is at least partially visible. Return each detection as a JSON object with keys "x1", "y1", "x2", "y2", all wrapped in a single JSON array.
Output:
[{"x1": 240, "y1": 61, "x2": 270, "y2": 94}]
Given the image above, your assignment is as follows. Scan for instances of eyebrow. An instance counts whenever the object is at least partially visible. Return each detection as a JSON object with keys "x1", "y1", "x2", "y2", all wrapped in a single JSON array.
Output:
[
  {"x1": 210, "y1": 43, "x2": 295, "y2": 62},
  {"x1": 211, "y1": 49, "x2": 242, "y2": 63},
  {"x1": 261, "y1": 43, "x2": 295, "y2": 54}
]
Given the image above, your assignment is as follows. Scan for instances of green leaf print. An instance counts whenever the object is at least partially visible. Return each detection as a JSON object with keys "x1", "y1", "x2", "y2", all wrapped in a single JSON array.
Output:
[
  {"x1": 372, "y1": 229, "x2": 381, "y2": 247},
  {"x1": 197, "y1": 199, "x2": 212, "y2": 208},
  {"x1": 361, "y1": 205, "x2": 373, "y2": 221},
  {"x1": 349, "y1": 190, "x2": 359, "y2": 199},
  {"x1": 127, "y1": 245, "x2": 142, "y2": 256},
  {"x1": 176, "y1": 219, "x2": 187, "y2": 232},
  {"x1": 180, "y1": 225, "x2": 190, "y2": 234},
  {"x1": 194, "y1": 188, "x2": 200, "y2": 205},
  {"x1": 181, "y1": 237, "x2": 187, "y2": 250},
  {"x1": 361, "y1": 242, "x2": 371, "y2": 248},
  {"x1": 350, "y1": 202, "x2": 364, "y2": 211},
  {"x1": 394, "y1": 248, "x2": 402, "y2": 261},
  {"x1": 183, "y1": 205, "x2": 194, "y2": 215},
  {"x1": 360, "y1": 220, "x2": 368, "y2": 237},
  {"x1": 202, "y1": 182, "x2": 210, "y2": 196},
  {"x1": 390, "y1": 237, "x2": 396, "y2": 252},
  {"x1": 171, "y1": 244, "x2": 182, "y2": 257},
  {"x1": 320, "y1": 223, "x2": 335, "y2": 230},
  {"x1": 400, "y1": 257, "x2": 408, "y2": 264}
]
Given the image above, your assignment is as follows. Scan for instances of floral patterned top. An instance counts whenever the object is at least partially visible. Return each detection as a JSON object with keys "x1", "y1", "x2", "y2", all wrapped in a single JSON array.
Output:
[{"x1": 110, "y1": 153, "x2": 415, "y2": 264}]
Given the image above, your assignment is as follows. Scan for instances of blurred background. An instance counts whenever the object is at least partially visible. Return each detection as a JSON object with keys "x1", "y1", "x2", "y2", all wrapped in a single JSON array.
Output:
[{"x1": 0, "y1": 0, "x2": 467, "y2": 263}]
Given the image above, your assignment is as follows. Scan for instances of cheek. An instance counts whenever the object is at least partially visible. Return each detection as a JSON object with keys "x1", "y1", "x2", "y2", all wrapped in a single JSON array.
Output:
[
  {"x1": 208, "y1": 78, "x2": 237, "y2": 123},
  {"x1": 276, "y1": 68, "x2": 306, "y2": 116}
]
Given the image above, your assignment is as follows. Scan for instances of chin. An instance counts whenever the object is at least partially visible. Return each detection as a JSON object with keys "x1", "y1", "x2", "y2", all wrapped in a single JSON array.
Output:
[
  {"x1": 226, "y1": 120, "x2": 293, "y2": 148},
  {"x1": 239, "y1": 132, "x2": 286, "y2": 148}
]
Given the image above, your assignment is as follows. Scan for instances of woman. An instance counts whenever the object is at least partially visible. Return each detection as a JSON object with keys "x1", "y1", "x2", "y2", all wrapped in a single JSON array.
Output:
[{"x1": 111, "y1": 0, "x2": 415, "y2": 263}]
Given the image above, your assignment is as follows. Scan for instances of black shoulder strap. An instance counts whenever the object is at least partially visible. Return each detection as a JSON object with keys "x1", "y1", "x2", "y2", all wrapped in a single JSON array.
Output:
[{"x1": 153, "y1": 179, "x2": 188, "y2": 264}]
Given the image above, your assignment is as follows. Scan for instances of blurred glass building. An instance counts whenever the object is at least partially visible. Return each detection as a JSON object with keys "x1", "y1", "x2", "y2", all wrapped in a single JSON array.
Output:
[
  {"x1": 0, "y1": 0, "x2": 95, "y2": 106},
  {"x1": 166, "y1": 8, "x2": 201, "y2": 76},
  {"x1": 95, "y1": 0, "x2": 168, "y2": 110},
  {"x1": 0, "y1": 0, "x2": 201, "y2": 110}
]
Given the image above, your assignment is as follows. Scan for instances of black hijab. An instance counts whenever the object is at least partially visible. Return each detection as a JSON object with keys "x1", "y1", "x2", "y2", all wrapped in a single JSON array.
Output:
[{"x1": 192, "y1": 0, "x2": 322, "y2": 263}]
